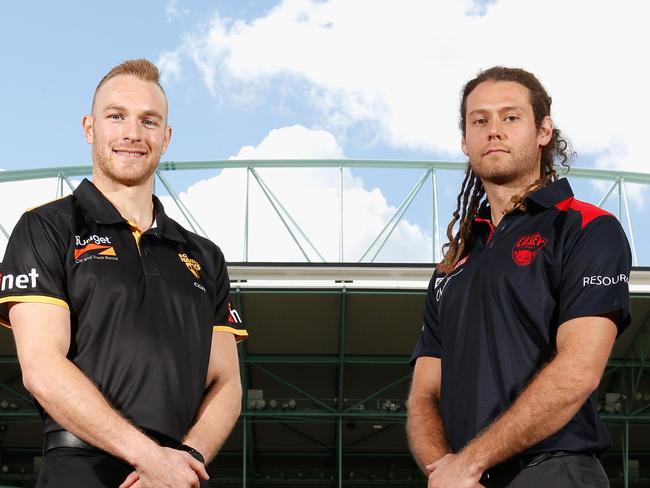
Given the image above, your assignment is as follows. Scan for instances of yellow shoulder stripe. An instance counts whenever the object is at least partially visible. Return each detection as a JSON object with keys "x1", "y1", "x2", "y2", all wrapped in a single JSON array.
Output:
[
  {"x1": 0, "y1": 295, "x2": 70, "y2": 312},
  {"x1": 213, "y1": 325, "x2": 249, "y2": 343}
]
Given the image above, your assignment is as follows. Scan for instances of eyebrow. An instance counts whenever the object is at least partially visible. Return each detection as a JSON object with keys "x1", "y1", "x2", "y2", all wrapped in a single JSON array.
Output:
[
  {"x1": 103, "y1": 104, "x2": 164, "y2": 119},
  {"x1": 468, "y1": 105, "x2": 525, "y2": 116}
]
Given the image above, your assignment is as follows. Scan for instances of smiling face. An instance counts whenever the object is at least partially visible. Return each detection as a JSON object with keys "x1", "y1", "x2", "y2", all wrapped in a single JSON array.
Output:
[
  {"x1": 82, "y1": 74, "x2": 172, "y2": 188},
  {"x1": 461, "y1": 80, "x2": 552, "y2": 187}
]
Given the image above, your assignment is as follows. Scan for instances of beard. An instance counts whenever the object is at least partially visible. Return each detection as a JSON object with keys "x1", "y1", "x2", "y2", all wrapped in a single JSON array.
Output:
[
  {"x1": 93, "y1": 145, "x2": 160, "y2": 187},
  {"x1": 470, "y1": 144, "x2": 541, "y2": 186}
]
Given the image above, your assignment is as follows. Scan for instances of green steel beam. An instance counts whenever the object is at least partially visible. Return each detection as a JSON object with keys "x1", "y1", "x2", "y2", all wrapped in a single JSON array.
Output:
[
  {"x1": 359, "y1": 169, "x2": 431, "y2": 262},
  {"x1": 0, "y1": 381, "x2": 32, "y2": 404},
  {"x1": 251, "y1": 364, "x2": 336, "y2": 413},
  {"x1": 278, "y1": 422, "x2": 334, "y2": 450},
  {"x1": 248, "y1": 168, "x2": 312, "y2": 262},
  {"x1": 155, "y1": 171, "x2": 208, "y2": 237},
  {"x1": 344, "y1": 373, "x2": 412, "y2": 413},
  {"x1": 2, "y1": 160, "x2": 650, "y2": 184},
  {"x1": 620, "y1": 180, "x2": 638, "y2": 266},
  {"x1": 336, "y1": 289, "x2": 347, "y2": 487},
  {"x1": 369, "y1": 168, "x2": 432, "y2": 262},
  {"x1": 249, "y1": 168, "x2": 326, "y2": 262},
  {"x1": 345, "y1": 423, "x2": 398, "y2": 449},
  {"x1": 244, "y1": 354, "x2": 411, "y2": 364}
]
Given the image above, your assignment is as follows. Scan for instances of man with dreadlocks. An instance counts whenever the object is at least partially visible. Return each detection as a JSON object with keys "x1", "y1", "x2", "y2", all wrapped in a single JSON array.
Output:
[{"x1": 407, "y1": 67, "x2": 631, "y2": 488}]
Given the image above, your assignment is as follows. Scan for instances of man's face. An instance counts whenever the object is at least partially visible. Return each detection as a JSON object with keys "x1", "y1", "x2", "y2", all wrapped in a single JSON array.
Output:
[
  {"x1": 82, "y1": 75, "x2": 172, "y2": 187},
  {"x1": 461, "y1": 80, "x2": 552, "y2": 186}
]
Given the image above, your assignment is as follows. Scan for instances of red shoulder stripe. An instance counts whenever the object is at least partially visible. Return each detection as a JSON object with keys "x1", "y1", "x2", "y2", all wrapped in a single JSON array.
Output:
[{"x1": 555, "y1": 197, "x2": 612, "y2": 229}]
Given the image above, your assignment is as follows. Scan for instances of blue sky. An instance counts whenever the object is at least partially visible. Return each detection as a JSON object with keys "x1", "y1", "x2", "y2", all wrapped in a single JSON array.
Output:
[{"x1": 1, "y1": 0, "x2": 648, "y2": 265}]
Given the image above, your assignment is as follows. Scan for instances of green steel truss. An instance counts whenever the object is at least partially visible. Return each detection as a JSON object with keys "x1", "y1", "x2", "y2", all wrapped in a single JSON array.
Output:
[{"x1": 1, "y1": 160, "x2": 649, "y2": 265}]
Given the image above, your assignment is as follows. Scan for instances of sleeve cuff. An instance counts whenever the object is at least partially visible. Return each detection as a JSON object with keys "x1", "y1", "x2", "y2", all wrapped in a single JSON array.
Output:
[{"x1": 0, "y1": 295, "x2": 70, "y2": 328}]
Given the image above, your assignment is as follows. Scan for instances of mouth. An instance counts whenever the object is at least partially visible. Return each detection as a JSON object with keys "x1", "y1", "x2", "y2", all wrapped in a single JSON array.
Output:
[
  {"x1": 483, "y1": 148, "x2": 509, "y2": 156},
  {"x1": 112, "y1": 149, "x2": 147, "y2": 158}
]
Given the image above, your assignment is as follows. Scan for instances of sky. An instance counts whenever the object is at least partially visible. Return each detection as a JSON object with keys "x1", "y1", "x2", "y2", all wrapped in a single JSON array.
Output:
[{"x1": 1, "y1": 0, "x2": 648, "y2": 264}]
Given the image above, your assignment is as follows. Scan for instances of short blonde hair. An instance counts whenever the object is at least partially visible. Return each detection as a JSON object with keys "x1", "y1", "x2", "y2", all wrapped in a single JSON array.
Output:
[{"x1": 91, "y1": 59, "x2": 166, "y2": 113}]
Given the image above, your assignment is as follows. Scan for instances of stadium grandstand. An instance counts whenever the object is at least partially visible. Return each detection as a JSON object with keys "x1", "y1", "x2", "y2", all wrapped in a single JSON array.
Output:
[{"x1": 0, "y1": 160, "x2": 649, "y2": 487}]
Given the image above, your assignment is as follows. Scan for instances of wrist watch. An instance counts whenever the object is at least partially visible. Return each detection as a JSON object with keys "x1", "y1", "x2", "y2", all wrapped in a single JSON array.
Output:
[{"x1": 177, "y1": 443, "x2": 206, "y2": 464}]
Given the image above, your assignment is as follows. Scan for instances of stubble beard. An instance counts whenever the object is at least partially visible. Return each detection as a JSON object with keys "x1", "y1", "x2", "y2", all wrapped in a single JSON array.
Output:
[
  {"x1": 93, "y1": 145, "x2": 160, "y2": 188},
  {"x1": 470, "y1": 144, "x2": 541, "y2": 187}
]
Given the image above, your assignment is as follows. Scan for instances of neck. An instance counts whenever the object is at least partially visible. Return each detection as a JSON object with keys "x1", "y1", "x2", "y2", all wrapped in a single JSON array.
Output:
[
  {"x1": 482, "y1": 176, "x2": 537, "y2": 227},
  {"x1": 92, "y1": 172, "x2": 155, "y2": 231}
]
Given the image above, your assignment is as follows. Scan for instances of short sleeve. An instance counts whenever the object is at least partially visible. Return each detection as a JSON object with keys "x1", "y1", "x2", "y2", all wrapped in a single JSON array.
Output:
[
  {"x1": 410, "y1": 270, "x2": 443, "y2": 365},
  {"x1": 211, "y1": 249, "x2": 248, "y2": 342},
  {"x1": 0, "y1": 211, "x2": 70, "y2": 327},
  {"x1": 558, "y1": 215, "x2": 631, "y2": 334}
]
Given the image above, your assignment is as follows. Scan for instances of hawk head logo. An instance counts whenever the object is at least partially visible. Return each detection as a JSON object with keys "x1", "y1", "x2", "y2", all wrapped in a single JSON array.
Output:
[{"x1": 178, "y1": 253, "x2": 201, "y2": 278}]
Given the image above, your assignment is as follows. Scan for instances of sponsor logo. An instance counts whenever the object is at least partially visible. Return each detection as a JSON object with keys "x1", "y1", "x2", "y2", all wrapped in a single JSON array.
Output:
[
  {"x1": 228, "y1": 303, "x2": 243, "y2": 324},
  {"x1": 512, "y1": 232, "x2": 548, "y2": 266},
  {"x1": 73, "y1": 235, "x2": 118, "y2": 263},
  {"x1": 178, "y1": 253, "x2": 201, "y2": 279},
  {"x1": 583, "y1": 274, "x2": 629, "y2": 287},
  {"x1": 194, "y1": 282, "x2": 206, "y2": 292},
  {"x1": 0, "y1": 268, "x2": 39, "y2": 291},
  {"x1": 75, "y1": 235, "x2": 112, "y2": 246}
]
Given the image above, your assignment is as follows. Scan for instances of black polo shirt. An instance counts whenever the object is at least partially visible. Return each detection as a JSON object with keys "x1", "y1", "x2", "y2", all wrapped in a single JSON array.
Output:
[
  {"x1": 411, "y1": 178, "x2": 631, "y2": 456},
  {"x1": 0, "y1": 179, "x2": 247, "y2": 442}
]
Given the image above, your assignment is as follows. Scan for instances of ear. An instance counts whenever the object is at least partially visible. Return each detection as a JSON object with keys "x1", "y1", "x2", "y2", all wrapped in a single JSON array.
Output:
[
  {"x1": 161, "y1": 125, "x2": 173, "y2": 155},
  {"x1": 461, "y1": 135, "x2": 468, "y2": 156},
  {"x1": 537, "y1": 116, "x2": 553, "y2": 147},
  {"x1": 82, "y1": 114, "x2": 94, "y2": 144}
]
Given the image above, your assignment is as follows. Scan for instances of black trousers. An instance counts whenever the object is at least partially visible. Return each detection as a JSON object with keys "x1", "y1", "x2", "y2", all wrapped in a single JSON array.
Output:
[
  {"x1": 483, "y1": 454, "x2": 610, "y2": 488},
  {"x1": 36, "y1": 447, "x2": 209, "y2": 488}
]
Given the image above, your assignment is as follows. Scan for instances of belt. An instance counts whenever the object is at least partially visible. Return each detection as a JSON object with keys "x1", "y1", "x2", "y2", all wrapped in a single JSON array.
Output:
[
  {"x1": 480, "y1": 451, "x2": 598, "y2": 483},
  {"x1": 44, "y1": 430, "x2": 99, "y2": 454},
  {"x1": 44, "y1": 429, "x2": 180, "y2": 455}
]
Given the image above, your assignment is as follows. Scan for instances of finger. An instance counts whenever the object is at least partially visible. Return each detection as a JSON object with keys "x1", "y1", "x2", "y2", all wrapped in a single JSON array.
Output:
[
  {"x1": 186, "y1": 454, "x2": 209, "y2": 480},
  {"x1": 426, "y1": 459, "x2": 441, "y2": 471},
  {"x1": 118, "y1": 471, "x2": 140, "y2": 488}
]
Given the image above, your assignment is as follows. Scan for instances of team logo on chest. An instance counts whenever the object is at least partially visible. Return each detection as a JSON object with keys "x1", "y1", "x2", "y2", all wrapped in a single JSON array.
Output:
[
  {"x1": 178, "y1": 253, "x2": 202, "y2": 279},
  {"x1": 512, "y1": 232, "x2": 548, "y2": 266}
]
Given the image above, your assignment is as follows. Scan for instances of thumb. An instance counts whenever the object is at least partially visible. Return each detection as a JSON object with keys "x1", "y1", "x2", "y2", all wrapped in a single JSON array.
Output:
[{"x1": 187, "y1": 455, "x2": 210, "y2": 480}]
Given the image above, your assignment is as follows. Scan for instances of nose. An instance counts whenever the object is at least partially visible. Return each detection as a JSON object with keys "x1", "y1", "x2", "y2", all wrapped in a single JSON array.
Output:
[
  {"x1": 122, "y1": 118, "x2": 142, "y2": 142},
  {"x1": 488, "y1": 119, "x2": 502, "y2": 140}
]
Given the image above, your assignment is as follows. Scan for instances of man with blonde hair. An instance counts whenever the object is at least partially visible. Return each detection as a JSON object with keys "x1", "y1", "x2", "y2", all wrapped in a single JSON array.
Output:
[{"x1": 0, "y1": 59, "x2": 247, "y2": 487}]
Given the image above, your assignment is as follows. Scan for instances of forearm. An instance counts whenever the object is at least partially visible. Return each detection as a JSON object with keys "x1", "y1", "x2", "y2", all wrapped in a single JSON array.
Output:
[
  {"x1": 407, "y1": 394, "x2": 450, "y2": 472},
  {"x1": 183, "y1": 377, "x2": 243, "y2": 462},
  {"x1": 460, "y1": 354, "x2": 595, "y2": 472},
  {"x1": 26, "y1": 354, "x2": 157, "y2": 466}
]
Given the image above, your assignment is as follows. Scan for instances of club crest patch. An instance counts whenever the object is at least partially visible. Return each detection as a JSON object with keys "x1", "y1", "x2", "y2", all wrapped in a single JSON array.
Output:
[
  {"x1": 512, "y1": 232, "x2": 548, "y2": 266},
  {"x1": 178, "y1": 253, "x2": 201, "y2": 278}
]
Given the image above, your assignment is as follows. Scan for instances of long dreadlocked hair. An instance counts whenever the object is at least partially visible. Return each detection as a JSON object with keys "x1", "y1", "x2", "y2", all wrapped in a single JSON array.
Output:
[{"x1": 437, "y1": 67, "x2": 573, "y2": 274}]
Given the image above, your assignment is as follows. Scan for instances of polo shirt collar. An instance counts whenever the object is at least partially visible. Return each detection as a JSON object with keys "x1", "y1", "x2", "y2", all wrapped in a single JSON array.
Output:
[
  {"x1": 152, "y1": 195, "x2": 186, "y2": 243},
  {"x1": 525, "y1": 178, "x2": 574, "y2": 208},
  {"x1": 74, "y1": 179, "x2": 123, "y2": 224},
  {"x1": 74, "y1": 178, "x2": 186, "y2": 243}
]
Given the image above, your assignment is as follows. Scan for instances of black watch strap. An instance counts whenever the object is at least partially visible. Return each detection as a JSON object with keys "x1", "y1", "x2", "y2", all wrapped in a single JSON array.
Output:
[{"x1": 177, "y1": 443, "x2": 206, "y2": 464}]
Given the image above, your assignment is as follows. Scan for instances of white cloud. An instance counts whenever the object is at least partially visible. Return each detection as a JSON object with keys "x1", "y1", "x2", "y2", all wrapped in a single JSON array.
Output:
[
  {"x1": 165, "y1": 0, "x2": 189, "y2": 22},
  {"x1": 159, "y1": 125, "x2": 432, "y2": 262},
  {"x1": 157, "y1": 50, "x2": 183, "y2": 85},
  {"x1": 162, "y1": 0, "x2": 650, "y2": 186}
]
